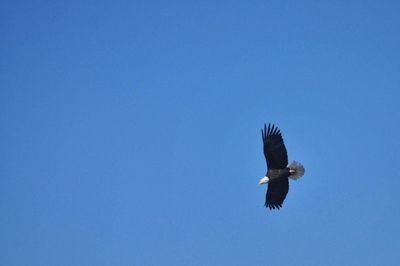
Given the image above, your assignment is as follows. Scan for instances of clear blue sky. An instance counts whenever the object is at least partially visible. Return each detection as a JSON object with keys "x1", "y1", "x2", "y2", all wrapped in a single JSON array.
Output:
[{"x1": 1, "y1": 1, "x2": 400, "y2": 265}]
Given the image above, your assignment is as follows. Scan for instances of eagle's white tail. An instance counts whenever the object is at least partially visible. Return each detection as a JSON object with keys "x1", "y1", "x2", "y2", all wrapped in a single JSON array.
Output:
[{"x1": 288, "y1": 161, "x2": 305, "y2": 180}]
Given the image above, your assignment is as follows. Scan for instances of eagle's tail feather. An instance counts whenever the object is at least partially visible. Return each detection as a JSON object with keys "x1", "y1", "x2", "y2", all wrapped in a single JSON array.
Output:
[{"x1": 288, "y1": 161, "x2": 305, "y2": 180}]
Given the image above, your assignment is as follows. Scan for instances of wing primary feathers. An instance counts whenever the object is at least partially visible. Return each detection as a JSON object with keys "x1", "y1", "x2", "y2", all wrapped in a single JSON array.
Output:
[
  {"x1": 263, "y1": 124, "x2": 267, "y2": 142},
  {"x1": 263, "y1": 123, "x2": 284, "y2": 139},
  {"x1": 266, "y1": 203, "x2": 282, "y2": 210},
  {"x1": 265, "y1": 124, "x2": 267, "y2": 138}
]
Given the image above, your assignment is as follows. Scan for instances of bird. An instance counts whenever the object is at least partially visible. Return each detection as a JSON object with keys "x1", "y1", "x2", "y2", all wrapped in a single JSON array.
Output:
[{"x1": 259, "y1": 123, "x2": 305, "y2": 210}]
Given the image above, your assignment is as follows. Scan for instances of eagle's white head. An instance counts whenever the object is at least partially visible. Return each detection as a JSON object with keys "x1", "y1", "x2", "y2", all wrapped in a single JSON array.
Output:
[{"x1": 259, "y1": 176, "x2": 270, "y2": 185}]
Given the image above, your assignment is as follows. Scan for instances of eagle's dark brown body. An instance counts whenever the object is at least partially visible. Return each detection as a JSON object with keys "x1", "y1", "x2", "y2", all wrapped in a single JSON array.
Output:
[{"x1": 266, "y1": 168, "x2": 291, "y2": 182}]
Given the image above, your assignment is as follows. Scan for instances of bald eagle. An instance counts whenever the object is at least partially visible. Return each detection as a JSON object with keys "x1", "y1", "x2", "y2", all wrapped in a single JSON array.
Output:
[{"x1": 259, "y1": 124, "x2": 305, "y2": 210}]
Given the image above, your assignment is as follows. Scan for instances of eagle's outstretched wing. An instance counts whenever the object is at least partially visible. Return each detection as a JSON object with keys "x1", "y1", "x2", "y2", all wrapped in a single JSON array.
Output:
[
  {"x1": 265, "y1": 179, "x2": 289, "y2": 209},
  {"x1": 261, "y1": 123, "x2": 288, "y2": 169}
]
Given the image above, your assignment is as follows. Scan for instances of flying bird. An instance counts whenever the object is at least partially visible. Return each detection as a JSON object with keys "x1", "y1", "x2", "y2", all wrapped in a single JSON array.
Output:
[{"x1": 259, "y1": 123, "x2": 305, "y2": 210}]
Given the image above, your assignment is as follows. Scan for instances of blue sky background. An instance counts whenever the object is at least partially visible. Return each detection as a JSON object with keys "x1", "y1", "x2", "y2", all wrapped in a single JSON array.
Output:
[{"x1": 1, "y1": 0, "x2": 400, "y2": 265}]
